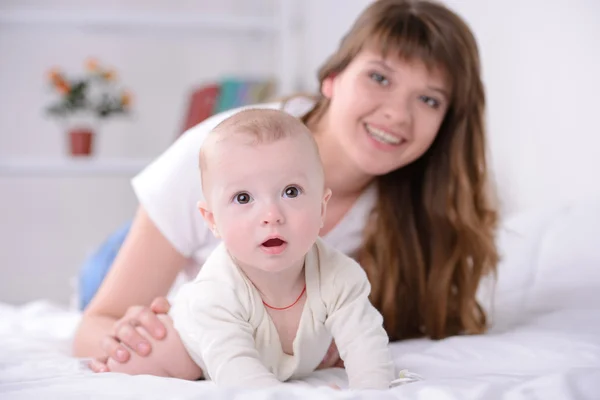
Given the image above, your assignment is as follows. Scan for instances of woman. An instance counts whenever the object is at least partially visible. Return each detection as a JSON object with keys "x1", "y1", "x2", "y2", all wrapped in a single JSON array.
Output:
[{"x1": 74, "y1": 0, "x2": 498, "y2": 373}]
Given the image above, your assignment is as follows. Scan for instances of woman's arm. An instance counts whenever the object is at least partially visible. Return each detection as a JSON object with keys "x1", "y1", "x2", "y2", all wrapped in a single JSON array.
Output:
[{"x1": 72, "y1": 205, "x2": 188, "y2": 359}]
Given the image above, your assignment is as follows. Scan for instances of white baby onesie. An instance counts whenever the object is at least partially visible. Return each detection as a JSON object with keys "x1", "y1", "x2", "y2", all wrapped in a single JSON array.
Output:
[{"x1": 170, "y1": 237, "x2": 395, "y2": 389}]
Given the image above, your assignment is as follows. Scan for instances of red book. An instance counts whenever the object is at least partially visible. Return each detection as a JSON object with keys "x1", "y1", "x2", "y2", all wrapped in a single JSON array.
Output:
[{"x1": 180, "y1": 84, "x2": 220, "y2": 137}]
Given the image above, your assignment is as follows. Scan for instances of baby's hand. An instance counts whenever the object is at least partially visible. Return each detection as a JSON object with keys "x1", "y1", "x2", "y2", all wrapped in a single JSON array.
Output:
[
  {"x1": 389, "y1": 370, "x2": 425, "y2": 387},
  {"x1": 88, "y1": 356, "x2": 109, "y2": 373},
  {"x1": 96, "y1": 344, "x2": 173, "y2": 377}
]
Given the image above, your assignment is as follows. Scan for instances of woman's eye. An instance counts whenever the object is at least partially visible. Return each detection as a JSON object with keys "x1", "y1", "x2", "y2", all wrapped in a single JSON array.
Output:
[
  {"x1": 283, "y1": 186, "x2": 301, "y2": 198},
  {"x1": 234, "y1": 192, "x2": 252, "y2": 204},
  {"x1": 420, "y1": 95, "x2": 440, "y2": 109},
  {"x1": 369, "y1": 72, "x2": 390, "y2": 86}
]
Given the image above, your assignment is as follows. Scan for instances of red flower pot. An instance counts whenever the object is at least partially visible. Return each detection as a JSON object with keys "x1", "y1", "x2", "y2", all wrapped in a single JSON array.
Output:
[{"x1": 69, "y1": 128, "x2": 94, "y2": 156}]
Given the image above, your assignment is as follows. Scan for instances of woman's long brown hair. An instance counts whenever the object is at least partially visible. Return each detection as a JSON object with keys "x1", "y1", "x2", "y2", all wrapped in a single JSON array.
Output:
[{"x1": 299, "y1": 0, "x2": 499, "y2": 341}]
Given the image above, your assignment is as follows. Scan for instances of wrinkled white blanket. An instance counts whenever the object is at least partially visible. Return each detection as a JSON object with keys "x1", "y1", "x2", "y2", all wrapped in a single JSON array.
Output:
[
  {"x1": 2, "y1": 200, "x2": 600, "y2": 399},
  {"x1": 1, "y1": 301, "x2": 599, "y2": 399}
]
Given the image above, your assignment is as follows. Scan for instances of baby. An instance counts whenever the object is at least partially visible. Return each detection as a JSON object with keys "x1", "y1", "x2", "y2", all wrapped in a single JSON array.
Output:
[{"x1": 106, "y1": 108, "x2": 395, "y2": 389}]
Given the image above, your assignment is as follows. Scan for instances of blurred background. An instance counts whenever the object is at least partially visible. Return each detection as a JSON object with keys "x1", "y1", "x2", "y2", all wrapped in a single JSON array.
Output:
[{"x1": 0, "y1": 0, "x2": 599, "y2": 306}]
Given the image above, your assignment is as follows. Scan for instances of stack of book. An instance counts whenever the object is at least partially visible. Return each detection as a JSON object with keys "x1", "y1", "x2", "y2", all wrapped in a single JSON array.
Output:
[{"x1": 181, "y1": 78, "x2": 275, "y2": 135}]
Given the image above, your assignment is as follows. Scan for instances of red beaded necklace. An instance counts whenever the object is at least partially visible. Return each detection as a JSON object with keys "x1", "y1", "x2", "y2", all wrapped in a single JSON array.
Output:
[{"x1": 262, "y1": 285, "x2": 306, "y2": 311}]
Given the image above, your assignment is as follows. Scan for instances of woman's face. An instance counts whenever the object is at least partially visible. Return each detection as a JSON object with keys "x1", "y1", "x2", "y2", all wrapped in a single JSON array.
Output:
[{"x1": 321, "y1": 48, "x2": 451, "y2": 177}]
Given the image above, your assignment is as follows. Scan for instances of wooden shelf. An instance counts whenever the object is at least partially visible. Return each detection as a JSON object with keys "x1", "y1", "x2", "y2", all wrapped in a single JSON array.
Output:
[
  {"x1": 0, "y1": 10, "x2": 279, "y2": 34},
  {"x1": 0, "y1": 158, "x2": 152, "y2": 176}
]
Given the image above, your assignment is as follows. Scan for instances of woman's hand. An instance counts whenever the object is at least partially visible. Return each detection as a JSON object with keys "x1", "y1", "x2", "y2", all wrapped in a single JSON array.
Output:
[
  {"x1": 316, "y1": 341, "x2": 345, "y2": 370},
  {"x1": 88, "y1": 297, "x2": 171, "y2": 372}
]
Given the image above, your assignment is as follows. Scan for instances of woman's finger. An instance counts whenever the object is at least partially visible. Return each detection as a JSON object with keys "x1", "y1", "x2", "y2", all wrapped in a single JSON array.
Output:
[
  {"x1": 115, "y1": 323, "x2": 151, "y2": 356},
  {"x1": 100, "y1": 335, "x2": 131, "y2": 363},
  {"x1": 150, "y1": 297, "x2": 171, "y2": 314},
  {"x1": 110, "y1": 305, "x2": 142, "y2": 338},
  {"x1": 138, "y1": 308, "x2": 166, "y2": 340}
]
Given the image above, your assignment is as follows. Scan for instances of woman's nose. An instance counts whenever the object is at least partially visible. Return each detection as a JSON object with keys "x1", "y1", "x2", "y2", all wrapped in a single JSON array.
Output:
[{"x1": 383, "y1": 96, "x2": 412, "y2": 126}]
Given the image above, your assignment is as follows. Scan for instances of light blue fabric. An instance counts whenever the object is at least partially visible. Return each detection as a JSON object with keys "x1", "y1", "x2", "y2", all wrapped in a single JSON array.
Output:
[{"x1": 78, "y1": 222, "x2": 132, "y2": 310}]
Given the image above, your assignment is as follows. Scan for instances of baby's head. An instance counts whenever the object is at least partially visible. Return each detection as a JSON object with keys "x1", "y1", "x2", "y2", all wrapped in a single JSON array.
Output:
[{"x1": 198, "y1": 109, "x2": 331, "y2": 272}]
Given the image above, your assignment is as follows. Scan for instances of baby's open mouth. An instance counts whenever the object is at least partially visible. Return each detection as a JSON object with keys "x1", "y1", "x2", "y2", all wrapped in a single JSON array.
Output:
[
  {"x1": 262, "y1": 238, "x2": 285, "y2": 247},
  {"x1": 260, "y1": 238, "x2": 287, "y2": 255}
]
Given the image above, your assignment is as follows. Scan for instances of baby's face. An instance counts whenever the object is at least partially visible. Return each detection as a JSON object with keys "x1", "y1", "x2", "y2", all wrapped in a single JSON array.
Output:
[{"x1": 202, "y1": 133, "x2": 329, "y2": 273}]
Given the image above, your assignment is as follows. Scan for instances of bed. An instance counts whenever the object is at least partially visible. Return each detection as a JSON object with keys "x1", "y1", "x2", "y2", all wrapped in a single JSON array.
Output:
[{"x1": 2, "y1": 198, "x2": 600, "y2": 400}]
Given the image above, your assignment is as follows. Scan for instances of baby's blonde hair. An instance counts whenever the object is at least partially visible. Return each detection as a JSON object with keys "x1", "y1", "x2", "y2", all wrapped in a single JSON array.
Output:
[{"x1": 199, "y1": 108, "x2": 321, "y2": 191}]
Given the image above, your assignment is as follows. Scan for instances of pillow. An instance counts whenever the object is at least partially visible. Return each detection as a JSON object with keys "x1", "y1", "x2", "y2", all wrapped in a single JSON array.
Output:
[
  {"x1": 483, "y1": 204, "x2": 568, "y2": 331},
  {"x1": 527, "y1": 196, "x2": 600, "y2": 312}
]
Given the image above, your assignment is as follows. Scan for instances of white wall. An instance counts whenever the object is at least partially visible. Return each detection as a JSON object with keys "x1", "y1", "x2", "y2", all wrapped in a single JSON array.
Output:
[
  {"x1": 299, "y1": 0, "x2": 373, "y2": 91},
  {"x1": 0, "y1": 176, "x2": 138, "y2": 307},
  {"x1": 1, "y1": 0, "x2": 599, "y2": 306},
  {"x1": 0, "y1": 0, "x2": 280, "y2": 306},
  {"x1": 443, "y1": 0, "x2": 600, "y2": 214}
]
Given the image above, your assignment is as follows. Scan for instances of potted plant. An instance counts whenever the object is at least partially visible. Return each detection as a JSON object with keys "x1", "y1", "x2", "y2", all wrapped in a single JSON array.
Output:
[{"x1": 45, "y1": 59, "x2": 132, "y2": 156}]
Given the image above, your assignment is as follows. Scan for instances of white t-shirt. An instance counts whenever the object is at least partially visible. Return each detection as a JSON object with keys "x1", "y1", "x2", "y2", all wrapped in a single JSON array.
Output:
[
  {"x1": 170, "y1": 238, "x2": 395, "y2": 389},
  {"x1": 131, "y1": 97, "x2": 377, "y2": 283}
]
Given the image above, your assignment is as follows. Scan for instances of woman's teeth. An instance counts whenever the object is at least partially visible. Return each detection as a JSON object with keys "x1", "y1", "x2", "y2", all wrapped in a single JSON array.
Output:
[{"x1": 365, "y1": 124, "x2": 402, "y2": 145}]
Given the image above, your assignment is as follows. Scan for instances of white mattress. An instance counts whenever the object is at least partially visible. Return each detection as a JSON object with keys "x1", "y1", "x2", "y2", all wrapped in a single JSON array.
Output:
[{"x1": 2, "y1": 199, "x2": 600, "y2": 399}]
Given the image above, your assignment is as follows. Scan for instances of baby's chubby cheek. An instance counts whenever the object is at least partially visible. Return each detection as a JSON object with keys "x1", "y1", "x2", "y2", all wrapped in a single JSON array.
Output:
[{"x1": 220, "y1": 229, "x2": 249, "y2": 251}]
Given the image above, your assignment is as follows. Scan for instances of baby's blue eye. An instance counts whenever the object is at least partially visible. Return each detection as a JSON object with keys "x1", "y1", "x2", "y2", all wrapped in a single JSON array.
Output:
[
  {"x1": 283, "y1": 186, "x2": 301, "y2": 198},
  {"x1": 234, "y1": 192, "x2": 252, "y2": 204},
  {"x1": 370, "y1": 72, "x2": 389, "y2": 86}
]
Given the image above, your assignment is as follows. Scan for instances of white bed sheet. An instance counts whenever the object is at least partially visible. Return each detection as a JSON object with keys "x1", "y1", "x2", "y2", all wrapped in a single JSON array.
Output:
[{"x1": 1, "y1": 300, "x2": 599, "y2": 400}]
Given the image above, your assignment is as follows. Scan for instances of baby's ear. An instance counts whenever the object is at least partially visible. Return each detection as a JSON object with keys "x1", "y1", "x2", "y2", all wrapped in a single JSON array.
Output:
[
  {"x1": 321, "y1": 188, "x2": 332, "y2": 226},
  {"x1": 323, "y1": 188, "x2": 332, "y2": 204},
  {"x1": 197, "y1": 201, "x2": 220, "y2": 238}
]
